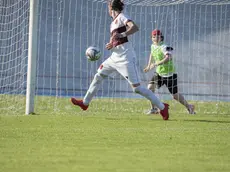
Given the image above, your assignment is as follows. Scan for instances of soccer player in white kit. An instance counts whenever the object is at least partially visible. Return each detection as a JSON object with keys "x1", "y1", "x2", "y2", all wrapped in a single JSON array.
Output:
[{"x1": 71, "y1": 0, "x2": 169, "y2": 120}]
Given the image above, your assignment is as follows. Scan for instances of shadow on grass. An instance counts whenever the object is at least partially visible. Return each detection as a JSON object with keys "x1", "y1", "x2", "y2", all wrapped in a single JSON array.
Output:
[
  {"x1": 28, "y1": 112, "x2": 39, "y2": 115},
  {"x1": 177, "y1": 119, "x2": 230, "y2": 124},
  {"x1": 105, "y1": 117, "x2": 230, "y2": 124},
  {"x1": 105, "y1": 117, "x2": 141, "y2": 121},
  {"x1": 105, "y1": 116, "x2": 167, "y2": 122}
]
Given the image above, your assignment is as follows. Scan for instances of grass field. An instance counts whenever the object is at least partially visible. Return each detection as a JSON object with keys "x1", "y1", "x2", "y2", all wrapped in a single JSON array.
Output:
[{"x1": 0, "y1": 97, "x2": 230, "y2": 172}]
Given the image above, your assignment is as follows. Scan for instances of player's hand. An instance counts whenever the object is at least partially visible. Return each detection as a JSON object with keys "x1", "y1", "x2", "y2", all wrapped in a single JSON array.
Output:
[
  {"x1": 106, "y1": 42, "x2": 113, "y2": 50},
  {"x1": 113, "y1": 32, "x2": 126, "y2": 39},
  {"x1": 113, "y1": 33, "x2": 123, "y2": 39}
]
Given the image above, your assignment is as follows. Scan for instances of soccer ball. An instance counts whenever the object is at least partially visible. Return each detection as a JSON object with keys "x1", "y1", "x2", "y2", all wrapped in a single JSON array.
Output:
[{"x1": 85, "y1": 46, "x2": 101, "y2": 61}]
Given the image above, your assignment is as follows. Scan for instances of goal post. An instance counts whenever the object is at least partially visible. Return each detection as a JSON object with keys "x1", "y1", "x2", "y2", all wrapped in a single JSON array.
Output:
[{"x1": 25, "y1": 0, "x2": 39, "y2": 114}]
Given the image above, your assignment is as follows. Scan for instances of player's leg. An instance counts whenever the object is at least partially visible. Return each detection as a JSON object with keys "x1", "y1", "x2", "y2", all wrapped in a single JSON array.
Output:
[
  {"x1": 82, "y1": 72, "x2": 107, "y2": 105},
  {"x1": 71, "y1": 58, "x2": 115, "y2": 110},
  {"x1": 116, "y1": 60, "x2": 169, "y2": 120},
  {"x1": 133, "y1": 84, "x2": 169, "y2": 120},
  {"x1": 146, "y1": 73, "x2": 163, "y2": 114},
  {"x1": 166, "y1": 74, "x2": 195, "y2": 114},
  {"x1": 83, "y1": 58, "x2": 116, "y2": 105},
  {"x1": 173, "y1": 93, "x2": 196, "y2": 114}
]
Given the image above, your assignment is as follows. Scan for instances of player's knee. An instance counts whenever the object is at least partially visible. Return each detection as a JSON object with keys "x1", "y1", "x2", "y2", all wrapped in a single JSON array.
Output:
[
  {"x1": 147, "y1": 84, "x2": 155, "y2": 92},
  {"x1": 93, "y1": 73, "x2": 106, "y2": 83}
]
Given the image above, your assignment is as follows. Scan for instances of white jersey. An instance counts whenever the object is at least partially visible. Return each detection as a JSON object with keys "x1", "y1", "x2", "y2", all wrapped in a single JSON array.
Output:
[{"x1": 109, "y1": 13, "x2": 136, "y2": 62}]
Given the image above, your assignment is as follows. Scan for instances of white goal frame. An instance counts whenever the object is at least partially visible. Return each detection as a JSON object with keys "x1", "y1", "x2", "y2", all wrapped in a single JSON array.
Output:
[
  {"x1": 25, "y1": 0, "x2": 38, "y2": 114},
  {"x1": 19, "y1": 0, "x2": 230, "y2": 115}
]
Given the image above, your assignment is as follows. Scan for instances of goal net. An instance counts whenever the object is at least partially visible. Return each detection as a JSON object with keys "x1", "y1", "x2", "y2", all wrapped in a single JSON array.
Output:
[{"x1": 0, "y1": 0, "x2": 230, "y2": 115}]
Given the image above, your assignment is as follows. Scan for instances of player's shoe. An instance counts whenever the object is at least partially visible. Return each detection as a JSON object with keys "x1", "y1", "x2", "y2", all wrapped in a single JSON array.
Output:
[
  {"x1": 70, "y1": 98, "x2": 88, "y2": 111},
  {"x1": 146, "y1": 107, "x2": 159, "y2": 115},
  {"x1": 160, "y1": 103, "x2": 169, "y2": 120},
  {"x1": 187, "y1": 104, "x2": 196, "y2": 114}
]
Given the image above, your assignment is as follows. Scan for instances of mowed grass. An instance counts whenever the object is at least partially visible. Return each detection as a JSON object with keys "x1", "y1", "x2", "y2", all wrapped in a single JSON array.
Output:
[{"x1": 0, "y1": 96, "x2": 230, "y2": 172}]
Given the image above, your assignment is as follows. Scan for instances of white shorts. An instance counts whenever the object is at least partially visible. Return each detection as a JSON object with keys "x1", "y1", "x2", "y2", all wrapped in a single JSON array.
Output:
[{"x1": 97, "y1": 53, "x2": 140, "y2": 85}]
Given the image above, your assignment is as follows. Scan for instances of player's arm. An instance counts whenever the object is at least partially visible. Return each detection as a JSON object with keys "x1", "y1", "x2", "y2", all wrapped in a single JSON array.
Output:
[
  {"x1": 115, "y1": 20, "x2": 139, "y2": 38},
  {"x1": 154, "y1": 47, "x2": 173, "y2": 66},
  {"x1": 124, "y1": 20, "x2": 139, "y2": 36},
  {"x1": 143, "y1": 53, "x2": 154, "y2": 73},
  {"x1": 106, "y1": 34, "x2": 114, "y2": 50},
  {"x1": 155, "y1": 53, "x2": 172, "y2": 66}
]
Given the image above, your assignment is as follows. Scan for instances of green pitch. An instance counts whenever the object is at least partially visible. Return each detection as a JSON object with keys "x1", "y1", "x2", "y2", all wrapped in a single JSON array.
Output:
[{"x1": 0, "y1": 96, "x2": 230, "y2": 172}]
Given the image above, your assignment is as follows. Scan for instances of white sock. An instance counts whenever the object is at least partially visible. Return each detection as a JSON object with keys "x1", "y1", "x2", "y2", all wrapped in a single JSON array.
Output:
[
  {"x1": 83, "y1": 73, "x2": 104, "y2": 105},
  {"x1": 134, "y1": 86, "x2": 165, "y2": 110}
]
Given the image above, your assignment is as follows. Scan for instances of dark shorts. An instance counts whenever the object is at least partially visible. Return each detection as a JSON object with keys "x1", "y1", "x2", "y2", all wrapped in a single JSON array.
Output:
[{"x1": 149, "y1": 73, "x2": 178, "y2": 94}]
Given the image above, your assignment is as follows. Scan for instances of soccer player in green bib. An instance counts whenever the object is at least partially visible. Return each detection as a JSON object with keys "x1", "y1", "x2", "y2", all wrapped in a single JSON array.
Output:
[{"x1": 143, "y1": 29, "x2": 195, "y2": 115}]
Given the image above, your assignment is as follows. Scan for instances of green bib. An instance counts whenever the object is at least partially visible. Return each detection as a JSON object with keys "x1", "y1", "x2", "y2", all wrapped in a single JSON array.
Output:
[{"x1": 151, "y1": 43, "x2": 175, "y2": 76}]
